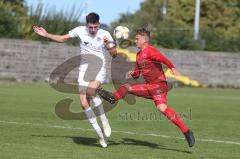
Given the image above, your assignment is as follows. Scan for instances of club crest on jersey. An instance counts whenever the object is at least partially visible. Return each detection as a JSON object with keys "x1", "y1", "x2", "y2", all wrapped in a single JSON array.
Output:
[
  {"x1": 139, "y1": 53, "x2": 147, "y2": 60},
  {"x1": 142, "y1": 54, "x2": 147, "y2": 58},
  {"x1": 97, "y1": 37, "x2": 101, "y2": 41}
]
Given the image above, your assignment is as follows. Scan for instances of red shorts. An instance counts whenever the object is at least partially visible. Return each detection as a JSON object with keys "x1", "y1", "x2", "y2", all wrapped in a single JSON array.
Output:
[{"x1": 128, "y1": 82, "x2": 168, "y2": 106}]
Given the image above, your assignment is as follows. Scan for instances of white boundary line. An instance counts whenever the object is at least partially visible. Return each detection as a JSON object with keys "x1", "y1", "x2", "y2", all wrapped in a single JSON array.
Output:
[{"x1": 0, "y1": 120, "x2": 240, "y2": 146}]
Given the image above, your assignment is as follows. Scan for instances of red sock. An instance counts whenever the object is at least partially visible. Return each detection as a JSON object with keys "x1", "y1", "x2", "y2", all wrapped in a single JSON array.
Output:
[
  {"x1": 163, "y1": 107, "x2": 188, "y2": 133},
  {"x1": 114, "y1": 85, "x2": 128, "y2": 100}
]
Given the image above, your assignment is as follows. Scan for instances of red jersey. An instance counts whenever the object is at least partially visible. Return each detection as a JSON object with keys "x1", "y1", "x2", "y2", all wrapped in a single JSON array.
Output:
[{"x1": 131, "y1": 45, "x2": 175, "y2": 83}]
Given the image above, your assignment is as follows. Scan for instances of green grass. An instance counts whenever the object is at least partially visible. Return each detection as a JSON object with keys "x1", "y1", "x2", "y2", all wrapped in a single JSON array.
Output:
[{"x1": 0, "y1": 82, "x2": 240, "y2": 159}]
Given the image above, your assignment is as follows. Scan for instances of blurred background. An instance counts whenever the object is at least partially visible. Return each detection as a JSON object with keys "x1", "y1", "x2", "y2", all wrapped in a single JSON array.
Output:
[
  {"x1": 0, "y1": 0, "x2": 239, "y2": 51},
  {"x1": 0, "y1": 0, "x2": 239, "y2": 87}
]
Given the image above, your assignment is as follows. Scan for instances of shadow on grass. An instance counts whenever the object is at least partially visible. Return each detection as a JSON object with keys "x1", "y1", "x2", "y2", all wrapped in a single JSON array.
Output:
[
  {"x1": 70, "y1": 136, "x2": 121, "y2": 147},
  {"x1": 121, "y1": 138, "x2": 192, "y2": 154},
  {"x1": 31, "y1": 135, "x2": 120, "y2": 148},
  {"x1": 32, "y1": 135, "x2": 192, "y2": 153}
]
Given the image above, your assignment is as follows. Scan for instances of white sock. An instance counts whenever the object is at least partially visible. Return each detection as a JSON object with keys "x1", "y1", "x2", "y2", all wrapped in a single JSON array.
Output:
[
  {"x1": 92, "y1": 96, "x2": 108, "y2": 122},
  {"x1": 84, "y1": 107, "x2": 104, "y2": 139}
]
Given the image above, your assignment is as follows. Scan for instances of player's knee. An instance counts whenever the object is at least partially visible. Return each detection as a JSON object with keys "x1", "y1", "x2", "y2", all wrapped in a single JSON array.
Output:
[
  {"x1": 87, "y1": 81, "x2": 99, "y2": 96},
  {"x1": 157, "y1": 104, "x2": 167, "y2": 112},
  {"x1": 79, "y1": 97, "x2": 89, "y2": 109},
  {"x1": 80, "y1": 101, "x2": 89, "y2": 109}
]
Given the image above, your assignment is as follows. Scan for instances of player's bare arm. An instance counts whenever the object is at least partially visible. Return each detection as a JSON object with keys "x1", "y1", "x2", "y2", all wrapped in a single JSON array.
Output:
[
  {"x1": 103, "y1": 36, "x2": 117, "y2": 58},
  {"x1": 33, "y1": 26, "x2": 70, "y2": 43}
]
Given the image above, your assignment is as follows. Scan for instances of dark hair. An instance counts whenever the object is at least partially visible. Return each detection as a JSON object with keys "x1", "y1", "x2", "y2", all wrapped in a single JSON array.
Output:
[
  {"x1": 135, "y1": 28, "x2": 150, "y2": 38},
  {"x1": 86, "y1": 12, "x2": 100, "y2": 24}
]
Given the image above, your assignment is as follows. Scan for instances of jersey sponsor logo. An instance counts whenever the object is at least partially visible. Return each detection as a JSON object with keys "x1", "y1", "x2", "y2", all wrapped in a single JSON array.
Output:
[{"x1": 83, "y1": 41, "x2": 101, "y2": 50}]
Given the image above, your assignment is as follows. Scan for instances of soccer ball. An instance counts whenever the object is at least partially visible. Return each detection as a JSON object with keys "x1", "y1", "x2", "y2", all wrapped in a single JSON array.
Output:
[{"x1": 113, "y1": 26, "x2": 130, "y2": 40}]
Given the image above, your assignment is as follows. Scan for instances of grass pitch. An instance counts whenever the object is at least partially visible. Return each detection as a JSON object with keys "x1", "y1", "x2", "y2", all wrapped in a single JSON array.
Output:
[{"x1": 0, "y1": 82, "x2": 240, "y2": 159}]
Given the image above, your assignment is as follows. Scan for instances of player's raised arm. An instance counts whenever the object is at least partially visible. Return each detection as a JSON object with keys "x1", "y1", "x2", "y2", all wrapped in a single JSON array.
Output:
[
  {"x1": 150, "y1": 49, "x2": 180, "y2": 76},
  {"x1": 33, "y1": 26, "x2": 70, "y2": 43},
  {"x1": 150, "y1": 49, "x2": 174, "y2": 69}
]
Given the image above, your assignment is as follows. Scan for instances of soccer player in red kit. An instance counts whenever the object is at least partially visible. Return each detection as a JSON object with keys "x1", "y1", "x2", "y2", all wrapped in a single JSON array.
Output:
[{"x1": 97, "y1": 28, "x2": 195, "y2": 147}]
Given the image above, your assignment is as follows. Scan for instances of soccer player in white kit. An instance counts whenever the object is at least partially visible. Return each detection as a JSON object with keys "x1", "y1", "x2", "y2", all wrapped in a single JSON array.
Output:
[{"x1": 33, "y1": 13, "x2": 117, "y2": 148}]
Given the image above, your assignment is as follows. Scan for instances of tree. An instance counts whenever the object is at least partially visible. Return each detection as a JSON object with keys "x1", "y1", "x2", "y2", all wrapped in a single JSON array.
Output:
[
  {"x1": 0, "y1": 0, "x2": 29, "y2": 38},
  {"x1": 166, "y1": 0, "x2": 240, "y2": 51},
  {"x1": 0, "y1": 0, "x2": 84, "y2": 45},
  {"x1": 28, "y1": 2, "x2": 83, "y2": 45},
  {"x1": 112, "y1": 0, "x2": 240, "y2": 52}
]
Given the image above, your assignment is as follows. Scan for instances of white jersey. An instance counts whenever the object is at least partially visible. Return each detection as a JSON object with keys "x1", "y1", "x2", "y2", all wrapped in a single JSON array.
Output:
[
  {"x1": 68, "y1": 26, "x2": 113, "y2": 64},
  {"x1": 68, "y1": 26, "x2": 113, "y2": 87}
]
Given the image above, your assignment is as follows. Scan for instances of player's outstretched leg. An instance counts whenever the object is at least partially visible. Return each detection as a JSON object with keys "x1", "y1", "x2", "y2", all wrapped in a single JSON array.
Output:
[
  {"x1": 96, "y1": 88, "x2": 117, "y2": 104},
  {"x1": 96, "y1": 84, "x2": 129, "y2": 104},
  {"x1": 184, "y1": 129, "x2": 195, "y2": 147},
  {"x1": 157, "y1": 104, "x2": 195, "y2": 147}
]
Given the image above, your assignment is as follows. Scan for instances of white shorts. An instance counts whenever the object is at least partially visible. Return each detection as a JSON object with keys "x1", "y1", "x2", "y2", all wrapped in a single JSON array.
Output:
[{"x1": 78, "y1": 63, "x2": 106, "y2": 90}]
